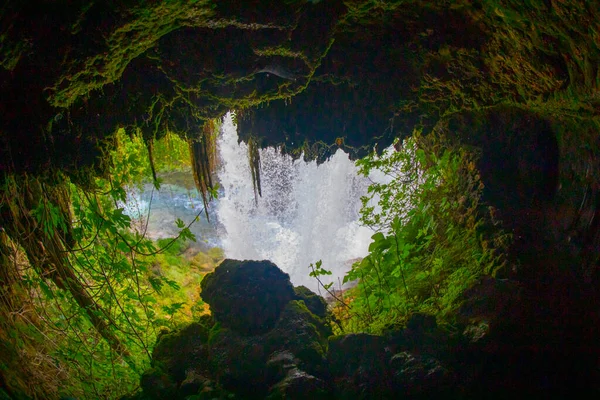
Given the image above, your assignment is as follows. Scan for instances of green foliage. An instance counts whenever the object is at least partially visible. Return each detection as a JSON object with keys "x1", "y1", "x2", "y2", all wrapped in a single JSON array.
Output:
[
  {"x1": 309, "y1": 260, "x2": 334, "y2": 291},
  {"x1": 339, "y1": 130, "x2": 510, "y2": 333},
  {"x1": 49, "y1": 0, "x2": 218, "y2": 107},
  {"x1": 0, "y1": 127, "x2": 222, "y2": 398},
  {"x1": 152, "y1": 129, "x2": 193, "y2": 173},
  {"x1": 105, "y1": 127, "x2": 193, "y2": 193},
  {"x1": 31, "y1": 197, "x2": 68, "y2": 237}
]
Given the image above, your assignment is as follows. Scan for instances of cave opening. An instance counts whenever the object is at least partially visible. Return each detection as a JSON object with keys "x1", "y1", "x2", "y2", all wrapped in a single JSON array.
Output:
[{"x1": 1, "y1": 1, "x2": 600, "y2": 399}]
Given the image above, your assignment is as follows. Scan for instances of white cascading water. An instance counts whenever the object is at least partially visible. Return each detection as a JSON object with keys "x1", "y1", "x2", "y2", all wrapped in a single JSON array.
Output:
[{"x1": 216, "y1": 112, "x2": 375, "y2": 291}]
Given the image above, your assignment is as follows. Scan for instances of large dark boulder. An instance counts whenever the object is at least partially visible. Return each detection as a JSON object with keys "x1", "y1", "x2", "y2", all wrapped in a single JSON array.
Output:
[
  {"x1": 201, "y1": 259, "x2": 296, "y2": 335},
  {"x1": 151, "y1": 315, "x2": 214, "y2": 382},
  {"x1": 389, "y1": 352, "x2": 455, "y2": 397},
  {"x1": 208, "y1": 299, "x2": 332, "y2": 397},
  {"x1": 327, "y1": 333, "x2": 392, "y2": 399},
  {"x1": 135, "y1": 261, "x2": 333, "y2": 400},
  {"x1": 266, "y1": 368, "x2": 329, "y2": 400}
]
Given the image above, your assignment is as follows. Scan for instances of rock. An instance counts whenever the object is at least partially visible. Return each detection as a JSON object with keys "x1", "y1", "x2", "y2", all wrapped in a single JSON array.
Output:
[
  {"x1": 140, "y1": 367, "x2": 177, "y2": 400},
  {"x1": 201, "y1": 259, "x2": 296, "y2": 335},
  {"x1": 266, "y1": 351, "x2": 300, "y2": 384},
  {"x1": 456, "y1": 277, "x2": 526, "y2": 352},
  {"x1": 387, "y1": 313, "x2": 450, "y2": 358},
  {"x1": 208, "y1": 299, "x2": 332, "y2": 397},
  {"x1": 208, "y1": 325, "x2": 268, "y2": 396},
  {"x1": 266, "y1": 300, "x2": 332, "y2": 377},
  {"x1": 151, "y1": 316, "x2": 213, "y2": 382},
  {"x1": 327, "y1": 333, "x2": 392, "y2": 398},
  {"x1": 389, "y1": 352, "x2": 454, "y2": 397},
  {"x1": 293, "y1": 286, "x2": 328, "y2": 318},
  {"x1": 462, "y1": 321, "x2": 489, "y2": 344},
  {"x1": 178, "y1": 369, "x2": 209, "y2": 398},
  {"x1": 457, "y1": 277, "x2": 524, "y2": 330},
  {"x1": 266, "y1": 368, "x2": 329, "y2": 400}
]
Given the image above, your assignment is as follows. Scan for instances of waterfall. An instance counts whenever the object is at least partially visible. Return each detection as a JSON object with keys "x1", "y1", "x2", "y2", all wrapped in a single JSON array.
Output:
[{"x1": 216, "y1": 112, "x2": 374, "y2": 291}]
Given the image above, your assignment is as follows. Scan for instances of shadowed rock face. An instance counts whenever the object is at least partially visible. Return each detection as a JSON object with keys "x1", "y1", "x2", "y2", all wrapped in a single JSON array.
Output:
[
  {"x1": 139, "y1": 259, "x2": 333, "y2": 400},
  {"x1": 200, "y1": 259, "x2": 296, "y2": 336},
  {"x1": 131, "y1": 259, "x2": 600, "y2": 400}
]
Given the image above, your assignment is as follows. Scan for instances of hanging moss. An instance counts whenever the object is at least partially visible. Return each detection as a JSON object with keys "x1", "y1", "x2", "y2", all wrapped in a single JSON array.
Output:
[
  {"x1": 189, "y1": 120, "x2": 219, "y2": 219},
  {"x1": 247, "y1": 136, "x2": 262, "y2": 204}
]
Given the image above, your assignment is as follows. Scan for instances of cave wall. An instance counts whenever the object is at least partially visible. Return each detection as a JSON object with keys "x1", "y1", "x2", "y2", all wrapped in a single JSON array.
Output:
[
  {"x1": 2, "y1": 1, "x2": 600, "y2": 398},
  {"x1": 2, "y1": 1, "x2": 600, "y2": 173},
  {"x1": 1, "y1": 0, "x2": 599, "y2": 277}
]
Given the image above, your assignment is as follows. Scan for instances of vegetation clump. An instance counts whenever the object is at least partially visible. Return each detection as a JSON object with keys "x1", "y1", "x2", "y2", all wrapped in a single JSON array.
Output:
[
  {"x1": 319, "y1": 129, "x2": 511, "y2": 333},
  {"x1": 0, "y1": 129, "x2": 222, "y2": 398}
]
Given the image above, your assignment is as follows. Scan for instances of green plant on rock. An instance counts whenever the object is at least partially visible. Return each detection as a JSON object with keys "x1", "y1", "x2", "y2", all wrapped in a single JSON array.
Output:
[
  {"x1": 0, "y1": 126, "x2": 217, "y2": 398},
  {"x1": 341, "y1": 129, "x2": 510, "y2": 333}
]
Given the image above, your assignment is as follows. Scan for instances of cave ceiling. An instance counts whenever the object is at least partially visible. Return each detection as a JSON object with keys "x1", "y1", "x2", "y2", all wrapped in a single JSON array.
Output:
[{"x1": 1, "y1": 0, "x2": 600, "y2": 177}]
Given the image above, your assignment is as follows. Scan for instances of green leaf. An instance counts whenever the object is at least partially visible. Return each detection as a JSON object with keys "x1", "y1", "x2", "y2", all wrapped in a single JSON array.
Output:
[{"x1": 39, "y1": 280, "x2": 55, "y2": 299}]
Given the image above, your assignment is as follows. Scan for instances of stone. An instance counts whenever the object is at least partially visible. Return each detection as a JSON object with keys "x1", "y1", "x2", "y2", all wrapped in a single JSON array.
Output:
[
  {"x1": 139, "y1": 367, "x2": 177, "y2": 400},
  {"x1": 293, "y1": 286, "x2": 329, "y2": 319},
  {"x1": 200, "y1": 259, "x2": 296, "y2": 335},
  {"x1": 207, "y1": 299, "x2": 332, "y2": 397},
  {"x1": 456, "y1": 277, "x2": 526, "y2": 350},
  {"x1": 266, "y1": 300, "x2": 331, "y2": 377},
  {"x1": 265, "y1": 351, "x2": 300, "y2": 384},
  {"x1": 266, "y1": 368, "x2": 329, "y2": 400},
  {"x1": 389, "y1": 352, "x2": 454, "y2": 396},
  {"x1": 178, "y1": 369, "x2": 210, "y2": 398},
  {"x1": 151, "y1": 316, "x2": 213, "y2": 382},
  {"x1": 327, "y1": 333, "x2": 392, "y2": 398},
  {"x1": 208, "y1": 325, "x2": 268, "y2": 395}
]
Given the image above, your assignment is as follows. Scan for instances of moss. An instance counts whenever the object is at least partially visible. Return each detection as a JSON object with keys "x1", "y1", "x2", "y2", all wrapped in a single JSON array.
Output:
[
  {"x1": 140, "y1": 367, "x2": 177, "y2": 400},
  {"x1": 293, "y1": 286, "x2": 328, "y2": 319},
  {"x1": 207, "y1": 247, "x2": 224, "y2": 262},
  {"x1": 49, "y1": 1, "x2": 218, "y2": 108},
  {"x1": 151, "y1": 319, "x2": 213, "y2": 382},
  {"x1": 190, "y1": 252, "x2": 213, "y2": 269},
  {"x1": 266, "y1": 300, "x2": 332, "y2": 374},
  {"x1": 207, "y1": 322, "x2": 222, "y2": 345}
]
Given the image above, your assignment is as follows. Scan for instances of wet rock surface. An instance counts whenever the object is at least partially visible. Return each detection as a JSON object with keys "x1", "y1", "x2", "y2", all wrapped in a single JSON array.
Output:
[
  {"x1": 130, "y1": 260, "x2": 600, "y2": 399},
  {"x1": 200, "y1": 259, "x2": 296, "y2": 336}
]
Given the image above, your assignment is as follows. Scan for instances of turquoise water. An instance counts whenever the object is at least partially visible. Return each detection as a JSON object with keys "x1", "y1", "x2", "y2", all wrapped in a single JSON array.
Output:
[{"x1": 122, "y1": 172, "x2": 222, "y2": 252}]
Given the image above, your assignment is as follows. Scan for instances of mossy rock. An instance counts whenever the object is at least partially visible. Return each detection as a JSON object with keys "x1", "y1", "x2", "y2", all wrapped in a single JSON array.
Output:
[
  {"x1": 207, "y1": 326, "x2": 269, "y2": 397},
  {"x1": 293, "y1": 285, "x2": 328, "y2": 319},
  {"x1": 206, "y1": 299, "x2": 332, "y2": 398},
  {"x1": 389, "y1": 352, "x2": 455, "y2": 397},
  {"x1": 200, "y1": 259, "x2": 296, "y2": 335},
  {"x1": 266, "y1": 368, "x2": 329, "y2": 400},
  {"x1": 140, "y1": 367, "x2": 177, "y2": 400},
  {"x1": 327, "y1": 333, "x2": 392, "y2": 398},
  {"x1": 266, "y1": 300, "x2": 332, "y2": 377},
  {"x1": 151, "y1": 315, "x2": 214, "y2": 382},
  {"x1": 207, "y1": 247, "x2": 225, "y2": 261}
]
